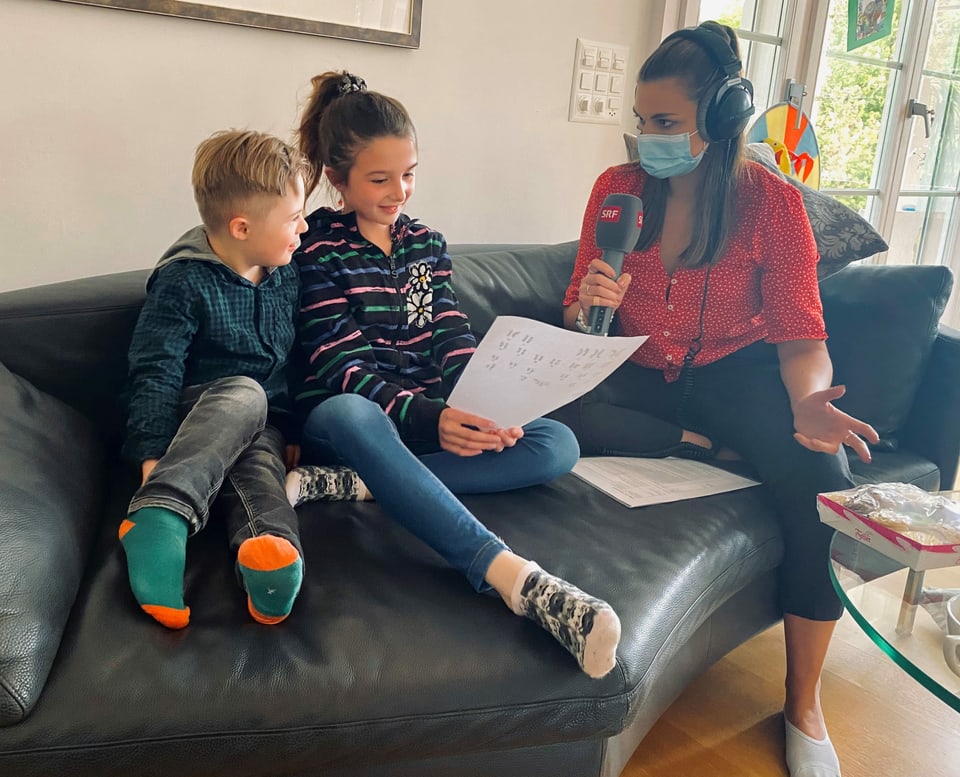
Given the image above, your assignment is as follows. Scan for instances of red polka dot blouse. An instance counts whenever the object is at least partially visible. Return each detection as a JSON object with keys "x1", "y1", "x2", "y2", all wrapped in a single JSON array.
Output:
[{"x1": 564, "y1": 161, "x2": 826, "y2": 382}]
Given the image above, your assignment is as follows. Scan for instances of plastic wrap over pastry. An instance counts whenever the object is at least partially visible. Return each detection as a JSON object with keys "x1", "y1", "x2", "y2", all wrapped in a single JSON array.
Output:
[{"x1": 824, "y1": 483, "x2": 960, "y2": 546}]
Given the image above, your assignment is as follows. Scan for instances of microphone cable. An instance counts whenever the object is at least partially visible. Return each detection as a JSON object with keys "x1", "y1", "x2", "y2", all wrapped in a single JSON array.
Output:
[{"x1": 678, "y1": 264, "x2": 713, "y2": 420}]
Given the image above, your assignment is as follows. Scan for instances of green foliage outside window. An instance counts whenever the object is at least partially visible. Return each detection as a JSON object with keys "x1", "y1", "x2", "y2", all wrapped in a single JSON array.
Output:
[{"x1": 813, "y1": 0, "x2": 904, "y2": 213}]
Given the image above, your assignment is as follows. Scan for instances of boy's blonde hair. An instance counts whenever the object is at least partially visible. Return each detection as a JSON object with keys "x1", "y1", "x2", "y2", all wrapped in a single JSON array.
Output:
[{"x1": 192, "y1": 129, "x2": 312, "y2": 232}]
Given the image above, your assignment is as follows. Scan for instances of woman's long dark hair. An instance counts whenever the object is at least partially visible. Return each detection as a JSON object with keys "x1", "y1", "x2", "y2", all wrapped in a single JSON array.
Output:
[{"x1": 635, "y1": 21, "x2": 747, "y2": 268}]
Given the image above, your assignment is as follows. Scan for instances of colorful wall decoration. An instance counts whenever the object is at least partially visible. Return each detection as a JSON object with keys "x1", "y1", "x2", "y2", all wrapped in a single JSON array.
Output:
[{"x1": 746, "y1": 102, "x2": 821, "y2": 189}]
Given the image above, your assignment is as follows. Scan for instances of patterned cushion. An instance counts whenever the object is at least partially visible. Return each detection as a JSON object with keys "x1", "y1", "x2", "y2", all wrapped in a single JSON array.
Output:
[{"x1": 742, "y1": 143, "x2": 888, "y2": 280}]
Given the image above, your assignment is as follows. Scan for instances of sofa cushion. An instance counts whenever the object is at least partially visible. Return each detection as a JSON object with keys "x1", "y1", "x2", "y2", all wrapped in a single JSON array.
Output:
[
  {"x1": 0, "y1": 363, "x2": 103, "y2": 725},
  {"x1": 451, "y1": 243, "x2": 576, "y2": 337},
  {"x1": 821, "y1": 263, "x2": 953, "y2": 442},
  {"x1": 0, "y1": 468, "x2": 782, "y2": 774}
]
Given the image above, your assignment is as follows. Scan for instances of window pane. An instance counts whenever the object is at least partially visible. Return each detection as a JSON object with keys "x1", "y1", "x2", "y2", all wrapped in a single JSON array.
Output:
[
  {"x1": 903, "y1": 75, "x2": 960, "y2": 192},
  {"x1": 699, "y1": 0, "x2": 785, "y2": 37},
  {"x1": 699, "y1": 0, "x2": 745, "y2": 29},
  {"x1": 741, "y1": 39, "x2": 783, "y2": 114},
  {"x1": 834, "y1": 193, "x2": 872, "y2": 216},
  {"x1": 926, "y1": 1, "x2": 960, "y2": 76},
  {"x1": 814, "y1": 58, "x2": 895, "y2": 189},
  {"x1": 888, "y1": 195, "x2": 957, "y2": 265}
]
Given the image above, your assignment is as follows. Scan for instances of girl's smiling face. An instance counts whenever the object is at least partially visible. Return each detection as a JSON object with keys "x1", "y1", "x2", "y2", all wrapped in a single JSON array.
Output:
[{"x1": 333, "y1": 134, "x2": 418, "y2": 238}]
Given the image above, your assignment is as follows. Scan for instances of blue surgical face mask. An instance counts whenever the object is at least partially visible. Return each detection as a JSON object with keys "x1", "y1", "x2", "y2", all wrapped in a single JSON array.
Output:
[{"x1": 635, "y1": 130, "x2": 705, "y2": 179}]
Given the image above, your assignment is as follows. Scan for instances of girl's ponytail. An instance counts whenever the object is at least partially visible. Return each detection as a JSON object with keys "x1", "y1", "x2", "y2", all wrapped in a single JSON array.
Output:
[
  {"x1": 298, "y1": 72, "x2": 349, "y2": 197},
  {"x1": 297, "y1": 71, "x2": 416, "y2": 200}
]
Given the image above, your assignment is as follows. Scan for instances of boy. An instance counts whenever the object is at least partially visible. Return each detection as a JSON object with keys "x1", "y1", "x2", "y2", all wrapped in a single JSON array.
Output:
[{"x1": 120, "y1": 129, "x2": 310, "y2": 628}]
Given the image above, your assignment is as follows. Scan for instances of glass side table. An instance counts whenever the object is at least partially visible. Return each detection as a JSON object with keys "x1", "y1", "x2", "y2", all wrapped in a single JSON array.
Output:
[{"x1": 829, "y1": 532, "x2": 960, "y2": 712}]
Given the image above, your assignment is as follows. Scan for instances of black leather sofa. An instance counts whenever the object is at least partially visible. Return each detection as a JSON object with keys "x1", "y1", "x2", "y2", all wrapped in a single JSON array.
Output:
[{"x1": 1, "y1": 241, "x2": 957, "y2": 777}]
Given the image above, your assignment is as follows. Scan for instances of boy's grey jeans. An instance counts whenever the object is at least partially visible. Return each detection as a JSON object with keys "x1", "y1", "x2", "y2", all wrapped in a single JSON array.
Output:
[{"x1": 127, "y1": 376, "x2": 302, "y2": 559}]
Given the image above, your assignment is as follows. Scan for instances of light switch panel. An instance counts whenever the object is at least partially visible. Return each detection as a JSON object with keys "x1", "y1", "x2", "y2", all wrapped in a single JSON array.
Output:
[{"x1": 569, "y1": 38, "x2": 630, "y2": 125}]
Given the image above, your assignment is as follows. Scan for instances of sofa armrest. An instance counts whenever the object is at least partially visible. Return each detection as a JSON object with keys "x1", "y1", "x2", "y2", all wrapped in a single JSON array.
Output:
[
  {"x1": 898, "y1": 324, "x2": 960, "y2": 489},
  {"x1": 0, "y1": 270, "x2": 148, "y2": 438},
  {"x1": 0, "y1": 364, "x2": 104, "y2": 726}
]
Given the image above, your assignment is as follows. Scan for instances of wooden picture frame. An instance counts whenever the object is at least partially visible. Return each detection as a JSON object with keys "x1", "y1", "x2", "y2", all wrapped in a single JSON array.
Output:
[{"x1": 51, "y1": 0, "x2": 423, "y2": 48}]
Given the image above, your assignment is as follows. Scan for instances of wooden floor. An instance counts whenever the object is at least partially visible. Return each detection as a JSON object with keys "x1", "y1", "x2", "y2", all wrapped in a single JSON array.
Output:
[{"x1": 622, "y1": 612, "x2": 960, "y2": 777}]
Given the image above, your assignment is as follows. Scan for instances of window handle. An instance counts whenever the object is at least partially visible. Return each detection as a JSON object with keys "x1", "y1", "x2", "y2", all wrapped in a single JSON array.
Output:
[
  {"x1": 785, "y1": 79, "x2": 807, "y2": 129},
  {"x1": 908, "y1": 99, "x2": 935, "y2": 139}
]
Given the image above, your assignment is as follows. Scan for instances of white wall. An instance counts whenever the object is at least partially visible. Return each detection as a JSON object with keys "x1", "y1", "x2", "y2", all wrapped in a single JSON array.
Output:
[{"x1": 0, "y1": 1, "x2": 663, "y2": 292}]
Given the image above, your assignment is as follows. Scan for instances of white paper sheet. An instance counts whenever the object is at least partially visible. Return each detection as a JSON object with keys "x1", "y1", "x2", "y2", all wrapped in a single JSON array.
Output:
[
  {"x1": 446, "y1": 316, "x2": 647, "y2": 429},
  {"x1": 571, "y1": 456, "x2": 761, "y2": 508}
]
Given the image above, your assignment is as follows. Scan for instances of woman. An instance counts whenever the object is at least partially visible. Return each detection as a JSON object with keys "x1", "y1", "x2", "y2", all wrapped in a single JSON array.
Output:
[{"x1": 557, "y1": 21, "x2": 879, "y2": 776}]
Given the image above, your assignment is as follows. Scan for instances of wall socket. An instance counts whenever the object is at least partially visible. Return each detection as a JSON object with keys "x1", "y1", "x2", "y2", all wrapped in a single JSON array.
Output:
[{"x1": 568, "y1": 38, "x2": 629, "y2": 125}]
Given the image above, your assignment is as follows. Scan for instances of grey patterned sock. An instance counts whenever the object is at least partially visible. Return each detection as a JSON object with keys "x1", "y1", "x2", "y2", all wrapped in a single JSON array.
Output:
[
  {"x1": 509, "y1": 561, "x2": 621, "y2": 679},
  {"x1": 285, "y1": 465, "x2": 371, "y2": 507}
]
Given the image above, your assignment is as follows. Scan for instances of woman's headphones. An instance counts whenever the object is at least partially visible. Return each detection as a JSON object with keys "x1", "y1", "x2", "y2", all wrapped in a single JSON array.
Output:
[{"x1": 662, "y1": 25, "x2": 755, "y2": 143}]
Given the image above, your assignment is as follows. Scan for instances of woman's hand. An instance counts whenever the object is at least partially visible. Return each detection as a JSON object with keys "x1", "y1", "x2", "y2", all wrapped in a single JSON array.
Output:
[
  {"x1": 439, "y1": 407, "x2": 515, "y2": 457},
  {"x1": 792, "y1": 385, "x2": 880, "y2": 463},
  {"x1": 777, "y1": 340, "x2": 879, "y2": 463},
  {"x1": 578, "y1": 259, "x2": 632, "y2": 314}
]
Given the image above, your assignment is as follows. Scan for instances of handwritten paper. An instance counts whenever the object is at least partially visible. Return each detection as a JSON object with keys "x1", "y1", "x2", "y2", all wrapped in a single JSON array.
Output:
[
  {"x1": 447, "y1": 316, "x2": 647, "y2": 428},
  {"x1": 572, "y1": 457, "x2": 760, "y2": 508}
]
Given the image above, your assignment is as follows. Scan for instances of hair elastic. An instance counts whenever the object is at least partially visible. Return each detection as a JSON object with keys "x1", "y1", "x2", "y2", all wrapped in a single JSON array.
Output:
[{"x1": 337, "y1": 74, "x2": 367, "y2": 96}]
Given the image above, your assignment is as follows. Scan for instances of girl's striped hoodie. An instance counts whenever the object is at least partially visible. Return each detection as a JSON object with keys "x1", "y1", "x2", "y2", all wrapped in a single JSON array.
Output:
[{"x1": 294, "y1": 208, "x2": 476, "y2": 452}]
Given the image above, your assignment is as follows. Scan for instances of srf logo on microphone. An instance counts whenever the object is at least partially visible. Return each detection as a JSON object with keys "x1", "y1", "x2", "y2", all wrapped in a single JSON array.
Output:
[{"x1": 599, "y1": 207, "x2": 622, "y2": 222}]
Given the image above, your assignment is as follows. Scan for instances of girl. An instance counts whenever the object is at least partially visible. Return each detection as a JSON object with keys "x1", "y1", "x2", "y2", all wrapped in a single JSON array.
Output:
[
  {"x1": 289, "y1": 71, "x2": 621, "y2": 679},
  {"x1": 556, "y1": 22, "x2": 878, "y2": 774}
]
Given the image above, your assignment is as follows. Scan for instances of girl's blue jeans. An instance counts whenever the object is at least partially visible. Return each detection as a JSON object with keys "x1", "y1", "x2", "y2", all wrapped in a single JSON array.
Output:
[{"x1": 300, "y1": 393, "x2": 579, "y2": 591}]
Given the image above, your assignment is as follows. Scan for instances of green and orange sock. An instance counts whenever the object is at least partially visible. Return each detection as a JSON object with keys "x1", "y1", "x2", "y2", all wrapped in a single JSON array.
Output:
[
  {"x1": 237, "y1": 535, "x2": 303, "y2": 625},
  {"x1": 118, "y1": 506, "x2": 190, "y2": 629}
]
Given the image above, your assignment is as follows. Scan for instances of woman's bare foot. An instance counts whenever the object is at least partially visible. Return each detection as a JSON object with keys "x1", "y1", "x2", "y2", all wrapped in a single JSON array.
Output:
[
  {"x1": 680, "y1": 430, "x2": 741, "y2": 461},
  {"x1": 680, "y1": 430, "x2": 712, "y2": 451}
]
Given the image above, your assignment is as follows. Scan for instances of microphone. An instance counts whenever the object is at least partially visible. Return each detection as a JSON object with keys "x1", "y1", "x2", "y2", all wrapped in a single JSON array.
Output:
[{"x1": 588, "y1": 193, "x2": 643, "y2": 336}]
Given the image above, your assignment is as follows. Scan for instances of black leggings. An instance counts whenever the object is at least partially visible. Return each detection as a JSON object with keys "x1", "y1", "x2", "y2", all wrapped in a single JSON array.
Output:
[{"x1": 550, "y1": 342, "x2": 853, "y2": 621}]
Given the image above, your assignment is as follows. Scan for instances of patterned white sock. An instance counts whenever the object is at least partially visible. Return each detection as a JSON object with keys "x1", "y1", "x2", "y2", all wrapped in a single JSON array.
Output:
[
  {"x1": 285, "y1": 465, "x2": 372, "y2": 507},
  {"x1": 509, "y1": 560, "x2": 621, "y2": 679},
  {"x1": 785, "y1": 718, "x2": 841, "y2": 777}
]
